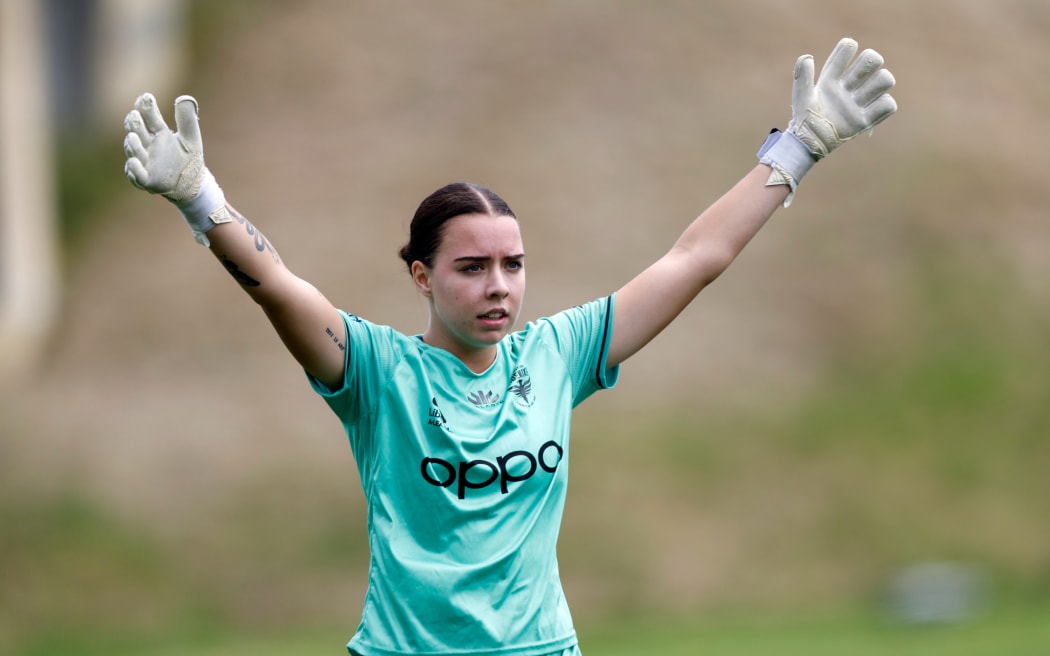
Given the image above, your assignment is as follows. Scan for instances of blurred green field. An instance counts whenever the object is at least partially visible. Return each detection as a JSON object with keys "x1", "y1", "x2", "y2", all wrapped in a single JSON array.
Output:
[
  {"x1": 16, "y1": 603, "x2": 1050, "y2": 656},
  {"x1": 581, "y1": 605, "x2": 1050, "y2": 656}
]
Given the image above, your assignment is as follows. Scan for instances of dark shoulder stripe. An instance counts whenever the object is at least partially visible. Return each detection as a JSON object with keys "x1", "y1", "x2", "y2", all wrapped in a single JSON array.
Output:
[{"x1": 595, "y1": 295, "x2": 614, "y2": 389}]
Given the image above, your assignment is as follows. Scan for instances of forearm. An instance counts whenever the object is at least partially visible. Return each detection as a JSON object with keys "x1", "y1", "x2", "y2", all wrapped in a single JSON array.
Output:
[
  {"x1": 204, "y1": 203, "x2": 287, "y2": 300},
  {"x1": 671, "y1": 165, "x2": 788, "y2": 286}
]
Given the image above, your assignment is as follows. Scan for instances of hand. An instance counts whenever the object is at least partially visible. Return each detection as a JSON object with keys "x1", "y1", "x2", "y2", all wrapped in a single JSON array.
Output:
[
  {"x1": 124, "y1": 93, "x2": 207, "y2": 202},
  {"x1": 788, "y1": 37, "x2": 897, "y2": 159},
  {"x1": 123, "y1": 93, "x2": 229, "y2": 245}
]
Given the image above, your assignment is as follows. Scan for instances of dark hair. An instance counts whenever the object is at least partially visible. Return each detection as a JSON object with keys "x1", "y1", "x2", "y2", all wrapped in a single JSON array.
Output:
[{"x1": 398, "y1": 182, "x2": 516, "y2": 271}]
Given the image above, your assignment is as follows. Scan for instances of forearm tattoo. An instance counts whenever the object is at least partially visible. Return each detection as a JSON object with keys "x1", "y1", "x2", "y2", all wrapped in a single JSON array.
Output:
[
  {"x1": 229, "y1": 205, "x2": 281, "y2": 264},
  {"x1": 215, "y1": 206, "x2": 283, "y2": 286},
  {"x1": 219, "y1": 255, "x2": 261, "y2": 287}
]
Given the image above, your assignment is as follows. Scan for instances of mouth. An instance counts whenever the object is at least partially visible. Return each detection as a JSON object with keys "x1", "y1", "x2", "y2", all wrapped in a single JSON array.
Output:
[{"x1": 477, "y1": 309, "x2": 510, "y2": 327}]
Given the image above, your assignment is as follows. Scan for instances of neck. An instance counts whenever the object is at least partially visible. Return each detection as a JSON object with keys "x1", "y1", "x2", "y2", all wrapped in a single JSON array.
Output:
[
  {"x1": 459, "y1": 348, "x2": 497, "y2": 374},
  {"x1": 421, "y1": 333, "x2": 497, "y2": 374}
]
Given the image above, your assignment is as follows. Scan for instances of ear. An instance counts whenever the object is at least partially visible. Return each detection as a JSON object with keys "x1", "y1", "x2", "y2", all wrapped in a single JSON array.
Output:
[{"x1": 411, "y1": 261, "x2": 432, "y2": 297}]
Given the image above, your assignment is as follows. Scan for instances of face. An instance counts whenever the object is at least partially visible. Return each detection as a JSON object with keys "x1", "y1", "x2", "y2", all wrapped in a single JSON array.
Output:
[{"x1": 412, "y1": 213, "x2": 525, "y2": 370}]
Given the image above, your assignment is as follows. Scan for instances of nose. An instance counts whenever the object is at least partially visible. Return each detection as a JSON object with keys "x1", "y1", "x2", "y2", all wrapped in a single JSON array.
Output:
[{"x1": 487, "y1": 269, "x2": 509, "y2": 299}]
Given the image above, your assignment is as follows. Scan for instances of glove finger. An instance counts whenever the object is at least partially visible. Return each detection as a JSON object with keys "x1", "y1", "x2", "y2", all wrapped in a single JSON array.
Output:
[
  {"x1": 124, "y1": 110, "x2": 152, "y2": 147},
  {"x1": 134, "y1": 93, "x2": 169, "y2": 136},
  {"x1": 842, "y1": 48, "x2": 884, "y2": 92},
  {"x1": 864, "y1": 93, "x2": 898, "y2": 128},
  {"x1": 172, "y1": 95, "x2": 202, "y2": 151},
  {"x1": 820, "y1": 37, "x2": 859, "y2": 81},
  {"x1": 855, "y1": 68, "x2": 896, "y2": 108},
  {"x1": 123, "y1": 132, "x2": 148, "y2": 163},
  {"x1": 791, "y1": 54, "x2": 815, "y2": 111},
  {"x1": 125, "y1": 157, "x2": 150, "y2": 189}
]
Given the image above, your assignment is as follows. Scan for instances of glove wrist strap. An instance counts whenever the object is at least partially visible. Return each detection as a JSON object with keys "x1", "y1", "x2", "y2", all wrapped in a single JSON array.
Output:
[
  {"x1": 170, "y1": 169, "x2": 231, "y2": 246},
  {"x1": 757, "y1": 129, "x2": 817, "y2": 208}
]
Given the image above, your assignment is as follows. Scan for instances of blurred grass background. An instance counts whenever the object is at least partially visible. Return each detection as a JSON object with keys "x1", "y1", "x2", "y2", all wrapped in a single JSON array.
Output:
[{"x1": 2, "y1": 0, "x2": 1049, "y2": 653}]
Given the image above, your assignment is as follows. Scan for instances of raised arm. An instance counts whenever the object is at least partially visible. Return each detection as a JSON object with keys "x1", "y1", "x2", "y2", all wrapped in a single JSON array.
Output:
[
  {"x1": 123, "y1": 93, "x2": 346, "y2": 389},
  {"x1": 608, "y1": 37, "x2": 897, "y2": 367}
]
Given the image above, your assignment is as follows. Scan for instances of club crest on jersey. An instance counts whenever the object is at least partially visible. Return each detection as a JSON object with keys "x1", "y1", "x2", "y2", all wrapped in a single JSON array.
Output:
[{"x1": 509, "y1": 365, "x2": 534, "y2": 407}]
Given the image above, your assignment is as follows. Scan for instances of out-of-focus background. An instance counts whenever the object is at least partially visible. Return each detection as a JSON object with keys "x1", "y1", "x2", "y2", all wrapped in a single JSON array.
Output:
[{"x1": 2, "y1": 0, "x2": 1049, "y2": 654}]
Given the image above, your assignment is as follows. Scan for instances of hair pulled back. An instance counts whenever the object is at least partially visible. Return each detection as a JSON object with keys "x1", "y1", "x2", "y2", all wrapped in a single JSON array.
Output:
[{"x1": 398, "y1": 182, "x2": 516, "y2": 271}]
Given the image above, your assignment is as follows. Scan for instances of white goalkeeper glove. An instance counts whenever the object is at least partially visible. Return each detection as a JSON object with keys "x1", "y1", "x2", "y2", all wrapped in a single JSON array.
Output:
[
  {"x1": 123, "y1": 93, "x2": 231, "y2": 246},
  {"x1": 758, "y1": 37, "x2": 898, "y2": 207}
]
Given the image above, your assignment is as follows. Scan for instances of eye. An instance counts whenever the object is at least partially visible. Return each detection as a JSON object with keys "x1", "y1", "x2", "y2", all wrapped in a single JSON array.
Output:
[
  {"x1": 506, "y1": 259, "x2": 524, "y2": 271},
  {"x1": 462, "y1": 263, "x2": 483, "y2": 273}
]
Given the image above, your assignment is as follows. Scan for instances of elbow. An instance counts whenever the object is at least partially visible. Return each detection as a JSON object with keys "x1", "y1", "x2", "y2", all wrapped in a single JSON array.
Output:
[
  {"x1": 683, "y1": 243, "x2": 737, "y2": 290},
  {"x1": 244, "y1": 283, "x2": 280, "y2": 309},
  {"x1": 246, "y1": 270, "x2": 311, "y2": 311}
]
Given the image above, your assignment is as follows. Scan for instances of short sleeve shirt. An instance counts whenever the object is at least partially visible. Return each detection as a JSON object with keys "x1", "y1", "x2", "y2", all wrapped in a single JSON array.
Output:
[{"x1": 308, "y1": 296, "x2": 620, "y2": 656}]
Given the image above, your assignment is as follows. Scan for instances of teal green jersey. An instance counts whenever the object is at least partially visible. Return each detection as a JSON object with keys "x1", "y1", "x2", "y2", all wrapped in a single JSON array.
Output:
[{"x1": 308, "y1": 296, "x2": 619, "y2": 656}]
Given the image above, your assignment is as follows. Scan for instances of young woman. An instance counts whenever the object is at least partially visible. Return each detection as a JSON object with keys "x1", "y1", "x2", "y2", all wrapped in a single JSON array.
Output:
[{"x1": 123, "y1": 37, "x2": 896, "y2": 656}]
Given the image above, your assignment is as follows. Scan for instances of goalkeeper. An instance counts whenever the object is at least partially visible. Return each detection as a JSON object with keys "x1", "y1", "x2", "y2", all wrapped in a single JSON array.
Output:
[{"x1": 123, "y1": 37, "x2": 896, "y2": 656}]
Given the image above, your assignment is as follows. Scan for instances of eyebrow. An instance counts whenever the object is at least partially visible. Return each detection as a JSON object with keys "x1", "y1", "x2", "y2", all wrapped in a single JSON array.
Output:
[{"x1": 453, "y1": 253, "x2": 526, "y2": 263}]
